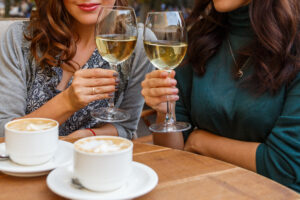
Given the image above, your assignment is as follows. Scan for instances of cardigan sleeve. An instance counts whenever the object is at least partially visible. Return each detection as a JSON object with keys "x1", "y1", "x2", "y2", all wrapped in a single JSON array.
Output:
[
  {"x1": 256, "y1": 73, "x2": 300, "y2": 192},
  {"x1": 0, "y1": 22, "x2": 29, "y2": 137},
  {"x1": 111, "y1": 23, "x2": 154, "y2": 139}
]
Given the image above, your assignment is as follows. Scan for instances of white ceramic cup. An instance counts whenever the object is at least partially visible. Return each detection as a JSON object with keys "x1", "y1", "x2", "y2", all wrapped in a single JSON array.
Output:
[
  {"x1": 5, "y1": 118, "x2": 59, "y2": 165},
  {"x1": 73, "y1": 136, "x2": 133, "y2": 192}
]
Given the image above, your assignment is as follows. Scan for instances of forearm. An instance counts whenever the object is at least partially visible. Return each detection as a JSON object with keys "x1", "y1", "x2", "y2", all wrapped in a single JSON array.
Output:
[
  {"x1": 93, "y1": 123, "x2": 118, "y2": 136},
  {"x1": 185, "y1": 130, "x2": 259, "y2": 172},
  {"x1": 67, "y1": 123, "x2": 119, "y2": 139},
  {"x1": 20, "y1": 91, "x2": 76, "y2": 125}
]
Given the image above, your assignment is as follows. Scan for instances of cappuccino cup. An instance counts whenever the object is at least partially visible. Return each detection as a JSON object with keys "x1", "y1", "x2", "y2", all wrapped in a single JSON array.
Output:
[
  {"x1": 5, "y1": 118, "x2": 59, "y2": 165},
  {"x1": 73, "y1": 136, "x2": 133, "y2": 192}
]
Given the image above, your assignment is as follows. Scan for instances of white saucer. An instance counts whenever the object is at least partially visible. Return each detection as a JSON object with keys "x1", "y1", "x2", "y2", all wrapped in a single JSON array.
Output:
[
  {"x1": 0, "y1": 140, "x2": 73, "y2": 177},
  {"x1": 47, "y1": 161, "x2": 158, "y2": 200}
]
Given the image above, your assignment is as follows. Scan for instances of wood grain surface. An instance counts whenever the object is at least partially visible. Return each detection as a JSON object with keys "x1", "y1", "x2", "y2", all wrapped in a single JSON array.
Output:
[{"x1": 0, "y1": 137, "x2": 299, "y2": 200}]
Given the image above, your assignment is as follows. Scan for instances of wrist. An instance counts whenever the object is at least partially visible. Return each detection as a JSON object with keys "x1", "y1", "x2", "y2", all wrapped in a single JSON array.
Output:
[{"x1": 61, "y1": 88, "x2": 78, "y2": 113}]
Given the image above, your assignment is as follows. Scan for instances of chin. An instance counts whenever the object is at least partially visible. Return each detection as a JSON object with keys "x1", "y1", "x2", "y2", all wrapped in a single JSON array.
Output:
[
  {"x1": 77, "y1": 16, "x2": 98, "y2": 26},
  {"x1": 213, "y1": 0, "x2": 248, "y2": 13}
]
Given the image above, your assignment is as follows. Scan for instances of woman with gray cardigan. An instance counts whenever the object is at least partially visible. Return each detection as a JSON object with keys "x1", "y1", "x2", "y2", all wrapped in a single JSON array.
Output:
[{"x1": 0, "y1": 0, "x2": 152, "y2": 139}]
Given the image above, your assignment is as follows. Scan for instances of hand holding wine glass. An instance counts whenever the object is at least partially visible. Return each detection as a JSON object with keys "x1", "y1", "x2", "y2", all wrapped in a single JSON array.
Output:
[
  {"x1": 143, "y1": 11, "x2": 191, "y2": 132},
  {"x1": 92, "y1": 6, "x2": 138, "y2": 122}
]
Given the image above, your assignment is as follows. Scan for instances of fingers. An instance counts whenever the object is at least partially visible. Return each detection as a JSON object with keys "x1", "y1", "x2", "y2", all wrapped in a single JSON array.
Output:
[
  {"x1": 142, "y1": 77, "x2": 177, "y2": 88},
  {"x1": 90, "y1": 86, "x2": 116, "y2": 95},
  {"x1": 75, "y1": 68, "x2": 118, "y2": 78},
  {"x1": 88, "y1": 93, "x2": 114, "y2": 102},
  {"x1": 142, "y1": 87, "x2": 178, "y2": 97},
  {"x1": 145, "y1": 70, "x2": 176, "y2": 79},
  {"x1": 144, "y1": 95, "x2": 179, "y2": 107},
  {"x1": 141, "y1": 70, "x2": 178, "y2": 110},
  {"x1": 85, "y1": 77, "x2": 119, "y2": 87}
]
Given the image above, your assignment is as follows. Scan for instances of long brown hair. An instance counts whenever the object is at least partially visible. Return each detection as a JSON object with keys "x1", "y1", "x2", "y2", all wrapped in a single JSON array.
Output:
[
  {"x1": 26, "y1": 0, "x2": 128, "y2": 71},
  {"x1": 186, "y1": 0, "x2": 300, "y2": 94}
]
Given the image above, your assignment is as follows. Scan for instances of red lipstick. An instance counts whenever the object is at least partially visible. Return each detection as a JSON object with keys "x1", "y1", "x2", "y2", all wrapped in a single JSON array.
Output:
[{"x1": 78, "y1": 3, "x2": 100, "y2": 12}]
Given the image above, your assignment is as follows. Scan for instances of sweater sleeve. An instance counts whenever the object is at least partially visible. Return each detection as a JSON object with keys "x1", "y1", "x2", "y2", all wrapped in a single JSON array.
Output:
[
  {"x1": 0, "y1": 22, "x2": 29, "y2": 137},
  {"x1": 175, "y1": 65, "x2": 195, "y2": 141},
  {"x1": 111, "y1": 23, "x2": 154, "y2": 139},
  {"x1": 256, "y1": 74, "x2": 300, "y2": 192}
]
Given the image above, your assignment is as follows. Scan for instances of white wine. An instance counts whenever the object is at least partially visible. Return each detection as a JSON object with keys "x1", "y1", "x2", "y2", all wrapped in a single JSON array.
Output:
[
  {"x1": 144, "y1": 41, "x2": 187, "y2": 71},
  {"x1": 96, "y1": 35, "x2": 137, "y2": 64}
]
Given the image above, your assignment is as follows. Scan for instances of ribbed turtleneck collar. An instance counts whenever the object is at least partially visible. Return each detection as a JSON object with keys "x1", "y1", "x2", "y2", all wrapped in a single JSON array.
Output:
[{"x1": 227, "y1": 5, "x2": 253, "y2": 37}]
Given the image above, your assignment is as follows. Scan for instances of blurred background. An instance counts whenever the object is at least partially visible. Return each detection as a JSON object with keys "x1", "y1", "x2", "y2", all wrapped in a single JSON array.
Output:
[{"x1": 0, "y1": 0, "x2": 194, "y2": 21}]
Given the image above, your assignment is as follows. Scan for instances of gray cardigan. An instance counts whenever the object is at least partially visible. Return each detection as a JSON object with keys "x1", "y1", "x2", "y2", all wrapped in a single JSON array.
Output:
[{"x1": 0, "y1": 21, "x2": 153, "y2": 138}]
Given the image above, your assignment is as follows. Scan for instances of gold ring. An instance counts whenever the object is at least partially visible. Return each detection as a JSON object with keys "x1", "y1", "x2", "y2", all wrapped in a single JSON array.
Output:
[{"x1": 92, "y1": 87, "x2": 95, "y2": 95}]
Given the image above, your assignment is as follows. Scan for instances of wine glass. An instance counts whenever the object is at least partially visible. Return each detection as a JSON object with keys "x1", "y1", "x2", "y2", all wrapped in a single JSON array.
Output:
[
  {"x1": 92, "y1": 6, "x2": 138, "y2": 122},
  {"x1": 144, "y1": 11, "x2": 191, "y2": 132}
]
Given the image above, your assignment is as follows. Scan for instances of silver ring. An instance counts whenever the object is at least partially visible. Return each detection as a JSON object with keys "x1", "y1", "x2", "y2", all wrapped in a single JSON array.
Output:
[{"x1": 92, "y1": 87, "x2": 95, "y2": 95}]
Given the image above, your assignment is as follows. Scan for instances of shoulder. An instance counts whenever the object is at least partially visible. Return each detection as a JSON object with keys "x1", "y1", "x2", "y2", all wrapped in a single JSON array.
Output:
[
  {"x1": 1, "y1": 20, "x2": 30, "y2": 48},
  {"x1": 134, "y1": 23, "x2": 145, "y2": 53},
  {"x1": 287, "y1": 71, "x2": 300, "y2": 94}
]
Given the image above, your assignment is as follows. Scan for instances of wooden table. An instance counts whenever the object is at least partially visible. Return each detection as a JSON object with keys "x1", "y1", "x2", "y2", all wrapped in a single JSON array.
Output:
[{"x1": 0, "y1": 137, "x2": 299, "y2": 200}]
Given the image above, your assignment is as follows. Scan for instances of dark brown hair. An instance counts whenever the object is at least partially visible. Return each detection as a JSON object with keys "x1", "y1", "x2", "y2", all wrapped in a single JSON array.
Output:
[
  {"x1": 26, "y1": 0, "x2": 128, "y2": 72},
  {"x1": 186, "y1": 0, "x2": 300, "y2": 94}
]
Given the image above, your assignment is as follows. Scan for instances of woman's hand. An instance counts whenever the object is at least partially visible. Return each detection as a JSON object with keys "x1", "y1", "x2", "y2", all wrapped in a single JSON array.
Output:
[
  {"x1": 63, "y1": 68, "x2": 118, "y2": 112},
  {"x1": 141, "y1": 70, "x2": 179, "y2": 114}
]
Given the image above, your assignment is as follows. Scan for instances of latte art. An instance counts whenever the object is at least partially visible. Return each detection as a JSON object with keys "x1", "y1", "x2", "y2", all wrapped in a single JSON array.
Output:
[
  {"x1": 7, "y1": 119, "x2": 57, "y2": 132},
  {"x1": 75, "y1": 138, "x2": 131, "y2": 154}
]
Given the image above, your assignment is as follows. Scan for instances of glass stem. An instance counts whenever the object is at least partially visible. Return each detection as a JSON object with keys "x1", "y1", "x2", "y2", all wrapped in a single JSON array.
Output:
[
  {"x1": 165, "y1": 100, "x2": 175, "y2": 126},
  {"x1": 108, "y1": 64, "x2": 118, "y2": 111}
]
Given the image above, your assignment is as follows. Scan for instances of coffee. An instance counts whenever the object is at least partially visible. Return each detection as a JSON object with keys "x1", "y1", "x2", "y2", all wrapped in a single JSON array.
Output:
[
  {"x1": 73, "y1": 136, "x2": 133, "y2": 191},
  {"x1": 7, "y1": 118, "x2": 57, "y2": 132},
  {"x1": 75, "y1": 137, "x2": 131, "y2": 154},
  {"x1": 5, "y1": 118, "x2": 59, "y2": 165}
]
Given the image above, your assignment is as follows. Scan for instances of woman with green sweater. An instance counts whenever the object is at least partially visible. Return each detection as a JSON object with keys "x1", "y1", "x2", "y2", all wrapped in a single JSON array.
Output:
[{"x1": 141, "y1": 0, "x2": 300, "y2": 192}]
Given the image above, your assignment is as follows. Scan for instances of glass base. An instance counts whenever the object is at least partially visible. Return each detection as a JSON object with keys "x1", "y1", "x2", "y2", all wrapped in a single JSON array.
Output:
[
  {"x1": 149, "y1": 122, "x2": 191, "y2": 133},
  {"x1": 91, "y1": 108, "x2": 130, "y2": 123}
]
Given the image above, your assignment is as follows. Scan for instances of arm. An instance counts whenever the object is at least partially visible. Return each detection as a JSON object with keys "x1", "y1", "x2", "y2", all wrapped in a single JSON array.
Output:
[
  {"x1": 184, "y1": 130, "x2": 259, "y2": 171},
  {"x1": 0, "y1": 22, "x2": 29, "y2": 136},
  {"x1": 184, "y1": 74, "x2": 300, "y2": 192},
  {"x1": 66, "y1": 123, "x2": 118, "y2": 138}
]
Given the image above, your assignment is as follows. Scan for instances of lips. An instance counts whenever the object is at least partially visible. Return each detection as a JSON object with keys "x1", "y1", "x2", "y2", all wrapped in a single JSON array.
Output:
[{"x1": 78, "y1": 3, "x2": 100, "y2": 12}]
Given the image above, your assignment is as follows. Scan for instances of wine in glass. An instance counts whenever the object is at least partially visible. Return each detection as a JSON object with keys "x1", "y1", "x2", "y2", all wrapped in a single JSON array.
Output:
[
  {"x1": 144, "y1": 11, "x2": 191, "y2": 132},
  {"x1": 92, "y1": 6, "x2": 137, "y2": 122}
]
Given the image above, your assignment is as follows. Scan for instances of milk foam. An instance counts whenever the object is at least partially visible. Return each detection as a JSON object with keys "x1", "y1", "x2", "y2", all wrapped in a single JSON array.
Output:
[
  {"x1": 7, "y1": 119, "x2": 57, "y2": 131},
  {"x1": 77, "y1": 139, "x2": 130, "y2": 153}
]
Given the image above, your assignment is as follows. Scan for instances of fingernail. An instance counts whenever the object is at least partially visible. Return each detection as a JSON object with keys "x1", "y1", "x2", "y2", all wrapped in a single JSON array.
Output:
[
  {"x1": 113, "y1": 72, "x2": 118, "y2": 77},
  {"x1": 109, "y1": 93, "x2": 114, "y2": 97},
  {"x1": 115, "y1": 78, "x2": 120, "y2": 83},
  {"x1": 169, "y1": 95, "x2": 179, "y2": 101},
  {"x1": 172, "y1": 88, "x2": 179, "y2": 94},
  {"x1": 115, "y1": 85, "x2": 119, "y2": 90},
  {"x1": 162, "y1": 72, "x2": 169, "y2": 77},
  {"x1": 170, "y1": 79, "x2": 177, "y2": 85}
]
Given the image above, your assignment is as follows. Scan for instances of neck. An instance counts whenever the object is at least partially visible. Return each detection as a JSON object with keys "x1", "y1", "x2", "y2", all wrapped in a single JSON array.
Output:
[{"x1": 72, "y1": 22, "x2": 96, "y2": 48}]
